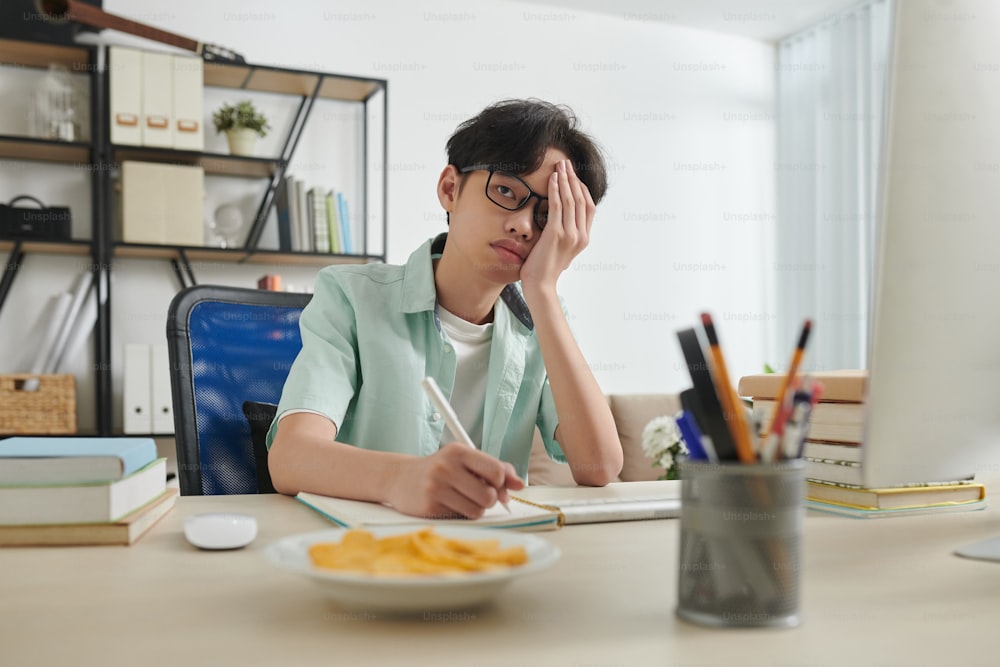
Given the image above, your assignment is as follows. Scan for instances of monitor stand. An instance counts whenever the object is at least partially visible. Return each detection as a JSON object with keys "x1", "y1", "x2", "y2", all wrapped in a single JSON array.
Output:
[{"x1": 955, "y1": 537, "x2": 1000, "y2": 562}]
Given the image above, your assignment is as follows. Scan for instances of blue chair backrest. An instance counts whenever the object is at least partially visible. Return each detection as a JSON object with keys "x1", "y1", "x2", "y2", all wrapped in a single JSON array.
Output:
[{"x1": 167, "y1": 285, "x2": 311, "y2": 495}]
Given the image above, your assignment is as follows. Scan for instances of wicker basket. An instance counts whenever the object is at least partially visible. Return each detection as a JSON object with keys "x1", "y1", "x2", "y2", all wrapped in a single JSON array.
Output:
[{"x1": 0, "y1": 374, "x2": 77, "y2": 435}]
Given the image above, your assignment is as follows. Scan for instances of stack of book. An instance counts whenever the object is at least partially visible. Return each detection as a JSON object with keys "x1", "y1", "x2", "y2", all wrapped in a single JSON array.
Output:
[
  {"x1": 738, "y1": 370, "x2": 986, "y2": 517},
  {"x1": 274, "y1": 174, "x2": 353, "y2": 254},
  {"x1": 0, "y1": 437, "x2": 176, "y2": 546}
]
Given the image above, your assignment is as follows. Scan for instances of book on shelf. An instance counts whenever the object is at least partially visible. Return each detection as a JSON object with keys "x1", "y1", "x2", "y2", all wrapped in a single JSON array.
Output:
[
  {"x1": 325, "y1": 190, "x2": 341, "y2": 254},
  {"x1": 296, "y1": 480, "x2": 682, "y2": 532},
  {"x1": 0, "y1": 437, "x2": 157, "y2": 485},
  {"x1": 337, "y1": 191, "x2": 352, "y2": 253},
  {"x1": 308, "y1": 187, "x2": 329, "y2": 253},
  {"x1": 738, "y1": 369, "x2": 868, "y2": 402},
  {"x1": 0, "y1": 458, "x2": 168, "y2": 526},
  {"x1": 0, "y1": 487, "x2": 178, "y2": 546},
  {"x1": 753, "y1": 399, "x2": 865, "y2": 443},
  {"x1": 274, "y1": 174, "x2": 293, "y2": 252},
  {"x1": 293, "y1": 177, "x2": 312, "y2": 252},
  {"x1": 284, "y1": 175, "x2": 301, "y2": 252}
]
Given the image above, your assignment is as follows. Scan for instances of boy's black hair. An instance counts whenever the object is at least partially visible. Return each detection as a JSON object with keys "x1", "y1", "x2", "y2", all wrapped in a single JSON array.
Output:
[{"x1": 446, "y1": 99, "x2": 608, "y2": 204}]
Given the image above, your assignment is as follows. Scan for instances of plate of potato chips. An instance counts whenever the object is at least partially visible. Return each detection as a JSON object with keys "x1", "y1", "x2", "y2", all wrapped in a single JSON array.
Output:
[{"x1": 264, "y1": 525, "x2": 560, "y2": 613}]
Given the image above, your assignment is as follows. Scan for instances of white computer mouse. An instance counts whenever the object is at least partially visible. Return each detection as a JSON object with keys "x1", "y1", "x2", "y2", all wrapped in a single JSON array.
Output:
[{"x1": 184, "y1": 512, "x2": 258, "y2": 550}]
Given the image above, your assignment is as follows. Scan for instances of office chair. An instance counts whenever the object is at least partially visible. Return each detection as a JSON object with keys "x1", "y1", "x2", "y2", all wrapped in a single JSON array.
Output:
[{"x1": 166, "y1": 285, "x2": 311, "y2": 495}]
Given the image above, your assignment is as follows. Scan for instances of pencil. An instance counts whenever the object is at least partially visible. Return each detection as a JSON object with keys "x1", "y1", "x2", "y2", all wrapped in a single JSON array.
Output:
[
  {"x1": 420, "y1": 376, "x2": 512, "y2": 513},
  {"x1": 700, "y1": 313, "x2": 756, "y2": 464},
  {"x1": 760, "y1": 319, "x2": 813, "y2": 453}
]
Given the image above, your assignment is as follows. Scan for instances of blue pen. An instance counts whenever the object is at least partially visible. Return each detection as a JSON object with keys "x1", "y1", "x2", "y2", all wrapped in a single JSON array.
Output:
[{"x1": 676, "y1": 410, "x2": 716, "y2": 462}]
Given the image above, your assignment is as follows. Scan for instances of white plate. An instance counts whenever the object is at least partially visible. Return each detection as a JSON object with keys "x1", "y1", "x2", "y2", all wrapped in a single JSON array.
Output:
[{"x1": 263, "y1": 525, "x2": 560, "y2": 613}]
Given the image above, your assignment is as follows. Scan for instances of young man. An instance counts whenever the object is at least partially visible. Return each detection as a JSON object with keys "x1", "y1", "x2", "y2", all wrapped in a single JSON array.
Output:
[{"x1": 267, "y1": 99, "x2": 623, "y2": 519}]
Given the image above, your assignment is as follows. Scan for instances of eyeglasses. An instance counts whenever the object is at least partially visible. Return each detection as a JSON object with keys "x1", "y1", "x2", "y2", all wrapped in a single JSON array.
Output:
[{"x1": 459, "y1": 164, "x2": 549, "y2": 229}]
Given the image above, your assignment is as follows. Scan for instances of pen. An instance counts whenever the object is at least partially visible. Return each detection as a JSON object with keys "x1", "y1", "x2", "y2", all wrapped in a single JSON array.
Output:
[
  {"x1": 675, "y1": 409, "x2": 715, "y2": 462},
  {"x1": 701, "y1": 313, "x2": 757, "y2": 464},
  {"x1": 760, "y1": 319, "x2": 813, "y2": 454},
  {"x1": 421, "y1": 376, "x2": 512, "y2": 513}
]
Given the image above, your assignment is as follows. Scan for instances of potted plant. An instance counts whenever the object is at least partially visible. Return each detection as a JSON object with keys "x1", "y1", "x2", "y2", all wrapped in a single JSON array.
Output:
[{"x1": 212, "y1": 100, "x2": 269, "y2": 156}]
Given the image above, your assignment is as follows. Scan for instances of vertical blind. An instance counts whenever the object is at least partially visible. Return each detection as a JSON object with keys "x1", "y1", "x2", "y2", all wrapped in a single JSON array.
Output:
[{"x1": 774, "y1": 0, "x2": 892, "y2": 371}]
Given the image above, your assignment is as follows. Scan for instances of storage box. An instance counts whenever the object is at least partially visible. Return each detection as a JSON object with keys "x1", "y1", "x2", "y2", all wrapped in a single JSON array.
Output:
[{"x1": 0, "y1": 374, "x2": 77, "y2": 435}]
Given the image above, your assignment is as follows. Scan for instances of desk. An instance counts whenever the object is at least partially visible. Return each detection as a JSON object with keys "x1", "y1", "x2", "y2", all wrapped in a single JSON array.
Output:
[{"x1": 3, "y1": 490, "x2": 1000, "y2": 667}]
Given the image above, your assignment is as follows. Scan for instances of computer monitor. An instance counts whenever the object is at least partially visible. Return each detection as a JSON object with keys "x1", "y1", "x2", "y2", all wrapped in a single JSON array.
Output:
[{"x1": 862, "y1": 0, "x2": 1000, "y2": 491}]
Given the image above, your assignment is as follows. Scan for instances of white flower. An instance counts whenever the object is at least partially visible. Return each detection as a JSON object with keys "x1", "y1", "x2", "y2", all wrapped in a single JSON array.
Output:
[{"x1": 641, "y1": 414, "x2": 689, "y2": 480}]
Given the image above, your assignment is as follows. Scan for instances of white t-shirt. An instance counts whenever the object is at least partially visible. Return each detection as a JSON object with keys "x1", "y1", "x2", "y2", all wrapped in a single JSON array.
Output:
[{"x1": 437, "y1": 306, "x2": 494, "y2": 448}]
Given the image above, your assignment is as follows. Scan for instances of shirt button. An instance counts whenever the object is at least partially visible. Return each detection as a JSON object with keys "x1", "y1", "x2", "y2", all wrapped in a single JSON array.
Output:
[
  {"x1": 443, "y1": 344, "x2": 453, "y2": 354},
  {"x1": 431, "y1": 412, "x2": 441, "y2": 421}
]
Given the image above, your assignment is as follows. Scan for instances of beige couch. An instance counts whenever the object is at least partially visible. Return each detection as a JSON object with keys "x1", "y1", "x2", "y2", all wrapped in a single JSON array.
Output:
[{"x1": 527, "y1": 393, "x2": 681, "y2": 485}]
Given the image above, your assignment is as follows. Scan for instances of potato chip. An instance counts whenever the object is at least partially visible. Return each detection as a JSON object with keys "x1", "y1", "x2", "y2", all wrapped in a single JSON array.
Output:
[{"x1": 307, "y1": 528, "x2": 528, "y2": 575}]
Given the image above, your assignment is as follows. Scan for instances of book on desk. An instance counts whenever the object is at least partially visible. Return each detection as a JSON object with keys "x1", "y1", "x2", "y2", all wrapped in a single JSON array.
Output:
[
  {"x1": 0, "y1": 437, "x2": 174, "y2": 545},
  {"x1": 740, "y1": 369, "x2": 988, "y2": 517},
  {"x1": 296, "y1": 480, "x2": 682, "y2": 532}
]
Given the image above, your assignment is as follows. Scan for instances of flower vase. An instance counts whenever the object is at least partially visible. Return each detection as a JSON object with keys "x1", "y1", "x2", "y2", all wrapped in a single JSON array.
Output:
[{"x1": 225, "y1": 128, "x2": 258, "y2": 156}]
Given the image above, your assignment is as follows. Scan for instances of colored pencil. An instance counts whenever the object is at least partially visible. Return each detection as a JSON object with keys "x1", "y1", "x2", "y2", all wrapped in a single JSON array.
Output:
[{"x1": 700, "y1": 313, "x2": 756, "y2": 463}]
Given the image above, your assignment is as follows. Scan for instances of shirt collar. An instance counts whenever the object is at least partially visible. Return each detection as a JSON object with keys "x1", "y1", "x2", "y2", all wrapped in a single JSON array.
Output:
[{"x1": 399, "y1": 232, "x2": 534, "y2": 331}]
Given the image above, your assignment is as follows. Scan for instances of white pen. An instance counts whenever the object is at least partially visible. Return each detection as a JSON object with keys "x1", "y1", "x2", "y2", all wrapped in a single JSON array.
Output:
[{"x1": 421, "y1": 376, "x2": 512, "y2": 513}]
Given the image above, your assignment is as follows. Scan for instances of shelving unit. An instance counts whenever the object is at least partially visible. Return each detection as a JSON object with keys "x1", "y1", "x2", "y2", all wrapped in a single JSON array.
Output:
[{"x1": 0, "y1": 36, "x2": 388, "y2": 436}]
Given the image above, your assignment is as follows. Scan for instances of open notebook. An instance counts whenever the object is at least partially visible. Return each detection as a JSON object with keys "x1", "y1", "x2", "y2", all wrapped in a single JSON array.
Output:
[{"x1": 296, "y1": 480, "x2": 682, "y2": 532}]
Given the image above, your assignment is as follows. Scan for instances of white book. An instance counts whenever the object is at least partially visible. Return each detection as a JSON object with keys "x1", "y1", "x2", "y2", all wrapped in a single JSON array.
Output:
[{"x1": 0, "y1": 459, "x2": 167, "y2": 526}]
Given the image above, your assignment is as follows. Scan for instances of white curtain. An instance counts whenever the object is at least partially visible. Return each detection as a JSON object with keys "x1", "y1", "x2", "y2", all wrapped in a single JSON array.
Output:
[{"x1": 773, "y1": 0, "x2": 893, "y2": 371}]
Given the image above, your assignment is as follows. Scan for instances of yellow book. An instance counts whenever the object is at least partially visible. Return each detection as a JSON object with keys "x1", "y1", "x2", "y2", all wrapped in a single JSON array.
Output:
[{"x1": 807, "y1": 480, "x2": 986, "y2": 511}]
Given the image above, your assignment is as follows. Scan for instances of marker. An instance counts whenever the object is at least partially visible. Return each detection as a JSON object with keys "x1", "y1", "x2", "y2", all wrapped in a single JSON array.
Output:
[
  {"x1": 421, "y1": 376, "x2": 511, "y2": 513},
  {"x1": 675, "y1": 410, "x2": 715, "y2": 462}
]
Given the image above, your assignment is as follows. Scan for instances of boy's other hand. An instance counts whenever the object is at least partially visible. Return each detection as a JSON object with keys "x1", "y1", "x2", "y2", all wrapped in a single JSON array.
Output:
[
  {"x1": 385, "y1": 443, "x2": 525, "y2": 520},
  {"x1": 519, "y1": 159, "x2": 595, "y2": 292}
]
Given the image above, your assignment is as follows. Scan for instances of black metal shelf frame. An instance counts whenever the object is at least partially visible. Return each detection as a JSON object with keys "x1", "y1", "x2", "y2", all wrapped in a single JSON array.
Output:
[{"x1": 0, "y1": 38, "x2": 389, "y2": 436}]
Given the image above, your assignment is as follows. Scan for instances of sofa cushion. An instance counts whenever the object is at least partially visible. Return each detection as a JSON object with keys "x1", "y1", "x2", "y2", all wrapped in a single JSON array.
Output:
[
  {"x1": 527, "y1": 393, "x2": 682, "y2": 485},
  {"x1": 611, "y1": 393, "x2": 682, "y2": 481}
]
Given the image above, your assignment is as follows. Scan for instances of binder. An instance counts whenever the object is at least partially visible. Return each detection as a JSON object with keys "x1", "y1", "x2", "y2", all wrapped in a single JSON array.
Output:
[
  {"x1": 149, "y1": 343, "x2": 174, "y2": 434},
  {"x1": 140, "y1": 51, "x2": 173, "y2": 147},
  {"x1": 171, "y1": 54, "x2": 203, "y2": 151},
  {"x1": 123, "y1": 343, "x2": 152, "y2": 434},
  {"x1": 109, "y1": 46, "x2": 142, "y2": 146}
]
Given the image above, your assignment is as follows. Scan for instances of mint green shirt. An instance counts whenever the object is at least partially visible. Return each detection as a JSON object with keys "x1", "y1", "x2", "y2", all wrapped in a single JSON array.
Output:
[{"x1": 266, "y1": 234, "x2": 564, "y2": 479}]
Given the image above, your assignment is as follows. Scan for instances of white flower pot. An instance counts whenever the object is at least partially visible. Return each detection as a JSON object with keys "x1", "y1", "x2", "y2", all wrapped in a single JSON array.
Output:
[{"x1": 225, "y1": 128, "x2": 259, "y2": 156}]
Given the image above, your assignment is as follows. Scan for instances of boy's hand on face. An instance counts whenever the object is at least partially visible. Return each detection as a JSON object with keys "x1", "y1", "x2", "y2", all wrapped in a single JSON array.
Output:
[
  {"x1": 385, "y1": 443, "x2": 525, "y2": 520},
  {"x1": 519, "y1": 159, "x2": 596, "y2": 293}
]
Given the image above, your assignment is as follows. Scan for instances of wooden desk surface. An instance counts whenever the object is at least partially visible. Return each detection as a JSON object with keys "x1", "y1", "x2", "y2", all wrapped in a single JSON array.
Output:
[{"x1": 3, "y1": 489, "x2": 1000, "y2": 667}]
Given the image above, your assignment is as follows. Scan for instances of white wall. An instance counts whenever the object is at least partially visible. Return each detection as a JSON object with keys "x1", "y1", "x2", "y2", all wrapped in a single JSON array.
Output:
[{"x1": 0, "y1": 0, "x2": 776, "y2": 432}]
